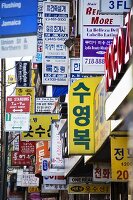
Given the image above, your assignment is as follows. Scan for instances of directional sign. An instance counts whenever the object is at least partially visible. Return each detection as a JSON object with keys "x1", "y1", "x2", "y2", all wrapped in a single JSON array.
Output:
[
  {"x1": 6, "y1": 96, "x2": 30, "y2": 113},
  {"x1": 5, "y1": 113, "x2": 30, "y2": 131}
]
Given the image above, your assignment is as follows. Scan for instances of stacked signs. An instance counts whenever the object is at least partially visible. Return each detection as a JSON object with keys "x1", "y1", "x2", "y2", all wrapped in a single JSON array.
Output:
[
  {"x1": 15, "y1": 61, "x2": 31, "y2": 87},
  {"x1": 42, "y1": 2, "x2": 69, "y2": 85},
  {"x1": 5, "y1": 96, "x2": 30, "y2": 131},
  {"x1": 0, "y1": 0, "x2": 38, "y2": 58},
  {"x1": 81, "y1": 0, "x2": 123, "y2": 73}
]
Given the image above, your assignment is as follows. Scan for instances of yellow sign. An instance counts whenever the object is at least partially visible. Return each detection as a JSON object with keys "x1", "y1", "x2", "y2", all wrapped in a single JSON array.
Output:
[
  {"x1": 68, "y1": 77, "x2": 102, "y2": 155},
  {"x1": 68, "y1": 184, "x2": 110, "y2": 194},
  {"x1": 8, "y1": 75, "x2": 16, "y2": 84},
  {"x1": 16, "y1": 87, "x2": 35, "y2": 114},
  {"x1": 94, "y1": 77, "x2": 110, "y2": 152},
  {"x1": 21, "y1": 114, "x2": 59, "y2": 141},
  {"x1": 111, "y1": 137, "x2": 133, "y2": 181},
  {"x1": 28, "y1": 187, "x2": 40, "y2": 193}
]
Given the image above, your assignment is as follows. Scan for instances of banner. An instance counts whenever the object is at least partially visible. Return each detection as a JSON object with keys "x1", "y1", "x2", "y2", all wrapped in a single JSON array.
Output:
[
  {"x1": 51, "y1": 120, "x2": 65, "y2": 169},
  {"x1": 68, "y1": 77, "x2": 102, "y2": 155}
]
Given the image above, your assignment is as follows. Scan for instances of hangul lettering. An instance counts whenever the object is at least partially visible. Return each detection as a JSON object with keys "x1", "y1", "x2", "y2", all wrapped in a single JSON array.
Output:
[
  {"x1": 24, "y1": 126, "x2": 34, "y2": 137},
  {"x1": 73, "y1": 129, "x2": 90, "y2": 150},
  {"x1": 95, "y1": 167, "x2": 102, "y2": 178},
  {"x1": 73, "y1": 106, "x2": 90, "y2": 126},
  {"x1": 114, "y1": 148, "x2": 124, "y2": 160}
]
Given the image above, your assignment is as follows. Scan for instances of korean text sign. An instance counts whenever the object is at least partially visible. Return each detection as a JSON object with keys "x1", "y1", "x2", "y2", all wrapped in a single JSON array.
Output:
[
  {"x1": 111, "y1": 137, "x2": 133, "y2": 181},
  {"x1": 21, "y1": 114, "x2": 59, "y2": 141},
  {"x1": 68, "y1": 77, "x2": 102, "y2": 155}
]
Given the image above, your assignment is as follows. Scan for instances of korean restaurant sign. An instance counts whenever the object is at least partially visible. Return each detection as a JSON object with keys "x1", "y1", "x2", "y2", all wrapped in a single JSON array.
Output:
[
  {"x1": 94, "y1": 77, "x2": 110, "y2": 152},
  {"x1": 68, "y1": 77, "x2": 102, "y2": 155},
  {"x1": 93, "y1": 163, "x2": 111, "y2": 182},
  {"x1": 68, "y1": 183, "x2": 110, "y2": 194},
  {"x1": 111, "y1": 136, "x2": 133, "y2": 181},
  {"x1": 42, "y1": 2, "x2": 69, "y2": 85},
  {"x1": 99, "y1": 0, "x2": 131, "y2": 14},
  {"x1": 16, "y1": 87, "x2": 35, "y2": 114},
  {"x1": 81, "y1": 0, "x2": 123, "y2": 73},
  {"x1": 105, "y1": 7, "x2": 133, "y2": 92},
  {"x1": 21, "y1": 114, "x2": 59, "y2": 141}
]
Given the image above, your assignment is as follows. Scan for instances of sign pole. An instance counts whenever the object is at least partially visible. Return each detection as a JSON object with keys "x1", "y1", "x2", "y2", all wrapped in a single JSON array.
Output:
[{"x1": 1, "y1": 58, "x2": 8, "y2": 200}]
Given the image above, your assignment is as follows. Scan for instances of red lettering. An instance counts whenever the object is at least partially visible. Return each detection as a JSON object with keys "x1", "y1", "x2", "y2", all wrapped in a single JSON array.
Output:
[
  {"x1": 86, "y1": 7, "x2": 99, "y2": 15},
  {"x1": 105, "y1": 8, "x2": 133, "y2": 92},
  {"x1": 91, "y1": 17, "x2": 113, "y2": 24},
  {"x1": 86, "y1": 7, "x2": 92, "y2": 15}
]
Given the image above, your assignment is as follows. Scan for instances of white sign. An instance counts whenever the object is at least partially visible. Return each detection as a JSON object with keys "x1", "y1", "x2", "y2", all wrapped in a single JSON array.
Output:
[
  {"x1": 51, "y1": 120, "x2": 65, "y2": 169},
  {"x1": 42, "y1": 2, "x2": 69, "y2": 85},
  {"x1": 100, "y1": 0, "x2": 131, "y2": 13},
  {"x1": 21, "y1": 174, "x2": 39, "y2": 187},
  {"x1": 93, "y1": 163, "x2": 111, "y2": 182},
  {"x1": 36, "y1": 97, "x2": 58, "y2": 113},
  {"x1": 5, "y1": 113, "x2": 30, "y2": 131},
  {"x1": 0, "y1": 35, "x2": 37, "y2": 58},
  {"x1": 42, "y1": 158, "x2": 65, "y2": 176},
  {"x1": 43, "y1": 176, "x2": 66, "y2": 185},
  {"x1": 41, "y1": 184, "x2": 59, "y2": 193},
  {"x1": 69, "y1": 58, "x2": 81, "y2": 86},
  {"x1": 81, "y1": 0, "x2": 123, "y2": 73},
  {"x1": 42, "y1": 184, "x2": 67, "y2": 191},
  {"x1": 69, "y1": 177, "x2": 92, "y2": 184}
]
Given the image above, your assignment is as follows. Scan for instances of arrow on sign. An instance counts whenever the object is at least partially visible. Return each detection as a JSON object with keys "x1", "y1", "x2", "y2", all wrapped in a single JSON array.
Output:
[
  {"x1": 12, "y1": 126, "x2": 22, "y2": 129},
  {"x1": 12, "y1": 109, "x2": 23, "y2": 112}
]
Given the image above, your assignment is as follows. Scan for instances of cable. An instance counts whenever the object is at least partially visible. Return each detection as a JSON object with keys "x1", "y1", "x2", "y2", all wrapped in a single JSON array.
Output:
[{"x1": 5, "y1": 57, "x2": 23, "y2": 72}]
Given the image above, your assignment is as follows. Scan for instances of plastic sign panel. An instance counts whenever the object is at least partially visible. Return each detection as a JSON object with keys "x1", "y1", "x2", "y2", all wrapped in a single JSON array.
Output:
[
  {"x1": 93, "y1": 163, "x2": 111, "y2": 182},
  {"x1": 69, "y1": 177, "x2": 92, "y2": 184},
  {"x1": 36, "y1": 97, "x2": 58, "y2": 113},
  {"x1": 21, "y1": 174, "x2": 39, "y2": 187},
  {"x1": 99, "y1": 0, "x2": 131, "y2": 13},
  {"x1": 42, "y1": 2, "x2": 69, "y2": 85},
  {"x1": 68, "y1": 77, "x2": 102, "y2": 155},
  {"x1": 0, "y1": 36, "x2": 37, "y2": 58},
  {"x1": 19, "y1": 141, "x2": 36, "y2": 155},
  {"x1": 81, "y1": 0, "x2": 123, "y2": 73},
  {"x1": 5, "y1": 113, "x2": 30, "y2": 131},
  {"x1": 0, "y1": 0, "x2": 38, "y2": 17},
  {"x1": 94, "y1": 77, "x2": 110, "y2": 152},
  {"x1": 6, "y1": 96, "x2": 30, "y2": 113},
  {"x1": 111, "y1": 137, "x2": 133, "y2": 181},
  {"x1": 43, "y1": 176, "x2": 66, "y2": 185},
  {"x1": 42, "y1": 184, "x2": 67, "y2": 191},
  {"x1": 68, "y1": 184, "x2": 110, "y2": 194},
  {"x1": 16, "y1": 87, "x2": 35, "y2": 114},
  {"x1": 21, "y1": 114, "x2": 59, "y2": 141}
]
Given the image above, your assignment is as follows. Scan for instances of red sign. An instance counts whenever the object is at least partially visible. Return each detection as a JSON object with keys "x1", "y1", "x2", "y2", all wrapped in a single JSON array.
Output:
[
  {"x1": 105, "y1": 8, "x2": 133, "y2": 92},
  {"x1": 6, "y1": 95, "x2": 30, "y2": 113},
  {"x1": 19, "y1": 141, "x2": 36, "y2": 155},
  {"x1": 11, "y1": 151, "x2": 32, "y2": 166}
]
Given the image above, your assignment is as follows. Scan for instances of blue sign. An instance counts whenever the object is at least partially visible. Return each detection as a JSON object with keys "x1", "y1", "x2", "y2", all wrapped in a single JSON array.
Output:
[
  {"x1": 43, "y1": 160, "x2": 48, "y2": 171},
  {"x1": 0, "y1": 0, "x2": 38, "y2": 17},
  {"x1": 0, "y1": 15, "x2": 37, "y2": 37}
]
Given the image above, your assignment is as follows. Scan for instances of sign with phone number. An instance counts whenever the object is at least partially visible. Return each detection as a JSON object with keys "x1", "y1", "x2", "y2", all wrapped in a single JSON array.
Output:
[{"x1": 111, "y1": 137, "x2": 133, "y2": 181}]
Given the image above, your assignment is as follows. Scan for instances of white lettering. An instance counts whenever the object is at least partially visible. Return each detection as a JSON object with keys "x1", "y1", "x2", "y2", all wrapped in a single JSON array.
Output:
[
  {"x1": 1, "y1": 20, "x2": 21, "y2": 27},
  {"x1": 1, "y1": 2, "x2": 21, "y2": 9}
]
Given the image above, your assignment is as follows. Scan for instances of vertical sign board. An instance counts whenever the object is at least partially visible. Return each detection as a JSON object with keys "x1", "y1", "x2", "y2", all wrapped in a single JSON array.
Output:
[
  {"x1": 42, "y1": 2, "x2": 69, "y2": 85},
  {"x1": 68, "y1": 77, "x2": 102, "y2": 155},
  {"x1": 34, "y1": 0, "x2": 44, "y2": 63},
  {"x1": 81, "y1": 0, "x2": 123, "y2": 73},
  {"x1": 94, "y1": 77, "x2": 110, "y2": 152},
  {"x1": 51, "y1": 120, "x2": 65, "y2": 169},
  {"x1": 99, "y1": 0, "x2": 131, "y2": 13},
  {"x1": 69, "y1": 58, "x2": 81, "y2": 86},
  {"x1": 111, "y1": 137, "x2": 133, "y2": 181},
  {"x1": 15, "y1": 61, "x2": 30, "y2": 87}
]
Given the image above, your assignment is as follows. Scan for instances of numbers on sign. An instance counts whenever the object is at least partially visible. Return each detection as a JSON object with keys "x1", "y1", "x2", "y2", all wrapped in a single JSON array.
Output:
[
  {"x1": 109, "y1": 1, "x2": 115, "y2": 9},
  {"x1": 117, "y1": 170, "x2": 129, "y2": 180}
]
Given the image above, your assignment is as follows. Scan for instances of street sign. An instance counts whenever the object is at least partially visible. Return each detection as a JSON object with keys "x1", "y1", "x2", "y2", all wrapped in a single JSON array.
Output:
[
  {"x1": 6, "y1": 96, "x2": 30, "y2": 113},
  {"x1": 5, "y1": 113, "x2": 30, "y2": 131}
]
